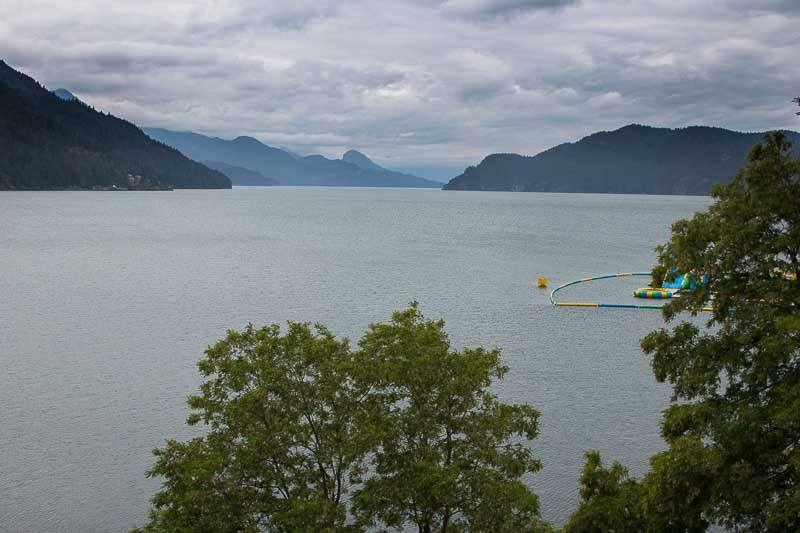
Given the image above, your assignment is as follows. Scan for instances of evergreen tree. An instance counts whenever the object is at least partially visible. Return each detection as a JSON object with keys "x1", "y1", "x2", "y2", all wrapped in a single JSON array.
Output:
[
  {"x1": 564, "y1": 126, "x2": 800, "y2": 531},
  {"x1": 640, "y1": 130, "x2": 800, "y2": 530}
]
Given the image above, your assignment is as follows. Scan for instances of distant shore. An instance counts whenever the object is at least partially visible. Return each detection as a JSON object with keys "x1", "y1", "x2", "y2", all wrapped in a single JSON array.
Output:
[{"x1": 0, "y1": 184, "x2": 174, "y2": 191}]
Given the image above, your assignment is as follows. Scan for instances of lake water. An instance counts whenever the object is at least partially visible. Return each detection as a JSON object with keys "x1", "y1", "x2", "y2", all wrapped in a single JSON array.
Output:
[{"x1": 0, "y1": 187, "x2": 711, "y2": 531}]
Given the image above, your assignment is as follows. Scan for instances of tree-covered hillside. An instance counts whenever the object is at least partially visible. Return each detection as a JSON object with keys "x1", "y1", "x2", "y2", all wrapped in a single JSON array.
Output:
[
  {"x1": 445, "y1": 124, "x2": 800, "y2": 195},
  {"x1": 0, "y1": 61, "x2": 231, "y2": 190}
]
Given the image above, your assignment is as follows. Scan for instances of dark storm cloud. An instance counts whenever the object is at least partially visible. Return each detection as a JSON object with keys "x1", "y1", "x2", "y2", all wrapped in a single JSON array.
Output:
[{"x1": 1, "y1": 0, "x2": 798, "y2": 169}]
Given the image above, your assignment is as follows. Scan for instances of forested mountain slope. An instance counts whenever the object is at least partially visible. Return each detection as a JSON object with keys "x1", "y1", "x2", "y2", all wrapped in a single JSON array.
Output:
[{"x1": 0, "y1": 61, "x2": 230, "y2": 190}]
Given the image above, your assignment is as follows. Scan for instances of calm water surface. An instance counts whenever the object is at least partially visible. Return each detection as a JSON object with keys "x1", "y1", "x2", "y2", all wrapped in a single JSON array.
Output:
[{"x1": 0, "y1": 187, "x2": 711, "y2": 531}]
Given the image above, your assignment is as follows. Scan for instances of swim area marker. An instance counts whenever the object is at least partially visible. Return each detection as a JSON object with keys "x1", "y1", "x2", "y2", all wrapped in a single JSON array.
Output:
[{"x1": 549, "y1": 272, "x2": 713, "y2": 311}]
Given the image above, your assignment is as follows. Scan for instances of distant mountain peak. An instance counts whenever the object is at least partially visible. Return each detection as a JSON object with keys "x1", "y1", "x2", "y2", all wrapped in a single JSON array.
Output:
[
  {"x1": 52, "y1": 88, "x2": 78, "y2": 102},
  {"x1": 342, "y1": 149, "x2": 384, "y2": 172}
]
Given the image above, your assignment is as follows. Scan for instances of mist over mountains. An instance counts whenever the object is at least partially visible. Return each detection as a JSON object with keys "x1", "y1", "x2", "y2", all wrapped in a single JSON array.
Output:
[
  {"x1": 444, "y1": 124, "x2": 800, "y2": 195},
  {"x1": 144, "y1": 128, "x2": 442, "y2": 188}
]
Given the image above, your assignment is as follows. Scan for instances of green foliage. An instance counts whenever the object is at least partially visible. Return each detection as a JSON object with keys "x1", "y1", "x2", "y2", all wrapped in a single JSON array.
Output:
[
  {"x1": 637, "y1": 437, "x2": 720, "y2": 532},
  {"x1": 352, "y1": 304, "x2": 548, "y2": 532},
  {"x1": 562, "y1": 451, "x2": 643, "y2": 533},
  {"x1": 639, "y1": 131, "x2": 800, "y2": 530},
  {"x1": 563, "y1": 131, "x2": 800, "y2": 532},
  {"x1": 565, "y1": 440, "x2": 724, "y2": 532},
  {"x1": 140, "y1": 322, "x2": 366, "y2": 532},
  {"x1": 139, "y1": 305, "x2": 547, "y2": 532}
]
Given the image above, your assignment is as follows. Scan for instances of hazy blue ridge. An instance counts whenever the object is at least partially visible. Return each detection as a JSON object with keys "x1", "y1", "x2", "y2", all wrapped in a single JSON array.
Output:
[
  {"x1": 202, "y1": 160, "x2": 279, "y2": 186},
  {"x1": 279, "y1": 146, "x2": 303, "y2": 160},
  {"x1": 444, "y1": 124, "x2": 800, "y2": 195},
  {"x1": 144, "y1": 127, "x2": 442, "y2": 188},
  {"x1": 0, "y1": 61, "x2": 231, "y2": 190}
]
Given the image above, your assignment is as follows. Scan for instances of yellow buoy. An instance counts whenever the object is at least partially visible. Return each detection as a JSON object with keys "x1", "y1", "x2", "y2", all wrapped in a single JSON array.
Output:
[{"x1": 537, "y1": 277, "x2": 549, "y2": 288}]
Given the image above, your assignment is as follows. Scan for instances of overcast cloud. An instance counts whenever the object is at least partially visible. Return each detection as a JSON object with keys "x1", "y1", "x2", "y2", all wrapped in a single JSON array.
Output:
[{"x1": 1, "y1": 0, "x2": 798, "y2": 175}]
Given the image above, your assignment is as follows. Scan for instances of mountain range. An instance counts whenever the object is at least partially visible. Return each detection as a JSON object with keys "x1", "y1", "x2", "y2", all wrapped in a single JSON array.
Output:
[
  {"x1": 3, "y1": 61, "x2": 797, "y2": 195},
  {"x1": 0, "y1": 61, "x2": 230, "y2": 190},
  {"x1": 143, "y1": 128, "x2": 442, "y2": 188},
  {"x1": 444, "y1": 124, "x2": 800, "y2": 195}
]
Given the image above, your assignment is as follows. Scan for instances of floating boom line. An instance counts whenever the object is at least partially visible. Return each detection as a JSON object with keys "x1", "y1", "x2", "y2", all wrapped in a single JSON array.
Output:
[{"x1": 549, "y1": 272, "x2": 713, "y2": 311}]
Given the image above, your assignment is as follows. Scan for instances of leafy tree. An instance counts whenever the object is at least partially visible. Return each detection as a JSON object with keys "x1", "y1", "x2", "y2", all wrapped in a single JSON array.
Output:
[
  {"x1": 139, "y1": 306, "x2": 547, "y2": 532},
  {"x1": 639, "y1": 131, "x2": 800, "y2": 530},
  {"x1": 352, "y1": 304, "x2": 548, "y2": 533},
  {"x1": 139, "y1": 322, "x2": 368, "y2": 532}
]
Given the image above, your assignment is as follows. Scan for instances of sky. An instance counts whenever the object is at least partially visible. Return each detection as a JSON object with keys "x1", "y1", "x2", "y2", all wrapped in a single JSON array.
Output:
[{"x1": 2, "y1": 0, "x2": 799, "y2": 179}]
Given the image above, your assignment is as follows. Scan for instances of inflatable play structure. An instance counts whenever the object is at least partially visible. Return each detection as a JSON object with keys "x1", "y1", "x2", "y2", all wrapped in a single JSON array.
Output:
[
  {"x1": 631, "y1": 270, "x2": 705, "y2": 299},
  {"x1": 549, "y1": 270, "x2": 712, "y2": 311},
  {"x1": 633, "y1": 287, "x2": 677, "y2": 299}
]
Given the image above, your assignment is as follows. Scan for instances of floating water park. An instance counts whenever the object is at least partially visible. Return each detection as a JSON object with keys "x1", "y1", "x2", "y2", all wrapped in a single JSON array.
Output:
[{"x1": 548, "y1": 270, "x2": 713, "y2": 311}]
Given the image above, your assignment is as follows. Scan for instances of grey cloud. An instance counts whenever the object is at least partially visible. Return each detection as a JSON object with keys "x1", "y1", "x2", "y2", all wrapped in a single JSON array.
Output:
[
  {"x1": 440, "y1": 0, "x2": 579, "y2": 19},
  {"x1": 726, "y1": 0, "x2": 800, "y2": 14},
  {"x1": 181, "y1": 1, "x2": 340, "y2": 40},
  {"x1": 1, "y1": 0, "x2": 798, "y2": 168}
]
